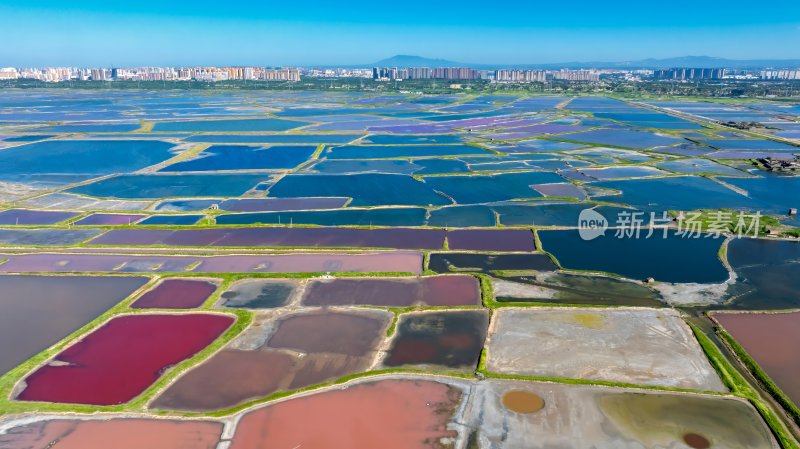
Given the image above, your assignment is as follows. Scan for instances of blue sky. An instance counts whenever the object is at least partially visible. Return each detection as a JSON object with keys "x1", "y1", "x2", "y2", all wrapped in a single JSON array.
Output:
[{"x1": 2, "y1": 0, "x2": 799, "y2": 66}]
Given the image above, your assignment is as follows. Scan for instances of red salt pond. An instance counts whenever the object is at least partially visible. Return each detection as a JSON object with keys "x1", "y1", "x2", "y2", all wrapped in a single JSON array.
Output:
[
  {"x1": 0, "y1": 418, "x2": 222, "y2": 449},
  {"x1": 229, "y1": 379, "x2": 461, "y2": 449},
  {"x1": 712, "y1": 311, "x2": 800, "y2": 406},
  {"x1": 302, "y1": 275, "x2": 480, "y2": 307},
  {"x1": 17, "y1": 313, "x2": 234, "y2": 405},
  {"x1": 131, "y1": 278, "x2": 218, "y2": 309}
]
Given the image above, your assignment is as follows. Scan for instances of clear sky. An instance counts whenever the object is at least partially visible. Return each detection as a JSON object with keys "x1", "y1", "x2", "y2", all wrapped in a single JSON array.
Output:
[{"x1": 2, "y1": 0, "x2": 799, "y2": 66}]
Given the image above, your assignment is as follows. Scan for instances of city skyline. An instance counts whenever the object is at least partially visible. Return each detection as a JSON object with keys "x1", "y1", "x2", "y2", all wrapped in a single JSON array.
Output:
[{"x1": 2, "y1": 1, "x2": 800, "y2": 66}]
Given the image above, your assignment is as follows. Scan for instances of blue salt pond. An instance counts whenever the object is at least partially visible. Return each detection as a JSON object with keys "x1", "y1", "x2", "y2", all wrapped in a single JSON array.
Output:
[
  {"x1": 160, "y1": 145, "x2": 315, "y2": 171},
  {"x1": 152, "y1": 118, "x2": 304, "y2": 132},
  {"x1": 702, "y1": 139, "x2": 798, "y2": 151},
  {"x1": 656, "y1": 158, "x2": 747, "y2": 176},
  {"x1": 591, "y1": 176, "x2": 758, "y2": 211},
  {"x1": 70, "y1": 174, "x2": 268, "y2": 199},
  {"x1": 428, "y1": 205, "x2": 497, "y2": 227},
  {"x1": 138, "y1": 215, "x2": 204, "y2": 225},
  {"x1": 0, "y1": 140, "x2": 177, "y2": 177},
  {"x1": 306, "y1": 159, "x2": 421, "y2": 174},
  {"x1": 37, "y1": 123, "x2": 141, "y2": 133},
  {"x1": 324, "y1": 144, "x2": 490, "y2": 159},
  {"x1": 539, "y1": 229, "x2": 729, "y2": 283},
  {"x1": 424, "y1": 171, "x2": 564, "y2": 203},
  {"x1": 555, "y1": 128, "x2": 683, "y2": 149},
  {"x1": 184, "y1": 134, "x2": 361, "y2": 144},
  {"x1": 361, "y1": 134, "x2": 462, "y2": 144},
  {"x1": 268, "y1": 174, "x2": 450, "y2": 206}
]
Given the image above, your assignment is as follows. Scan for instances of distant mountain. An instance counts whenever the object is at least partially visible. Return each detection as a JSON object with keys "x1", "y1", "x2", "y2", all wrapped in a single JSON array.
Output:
[
  {"x1": 372, "y1": 55, "x2": 463, "y2": 68},
  {"x1": 364, "y1": 55, "x2": 800, "y2": 70}
]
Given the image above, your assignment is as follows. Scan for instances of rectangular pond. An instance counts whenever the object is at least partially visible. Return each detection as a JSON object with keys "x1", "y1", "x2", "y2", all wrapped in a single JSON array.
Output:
[
  {"x1": 0, "y1": 209, "x2": 77, "y2": 225},
  {"x1": 0, "y1": 251, "x2": 424, "y2": 274},
  {"x1": 88, "y1": 227, "x2": 447, "y2": 249},
  {"x1": 302, "y1": 275, "x2": 480, "y2": 307},
  {"x1": 17, "y1": 313, "x2": 234, "y2": 405},
  {"x1": 268, "y1": 173, "x2": 450, "y2": 206},
  {"x1": 160, "y1": 145, "x2": 316, "y2": 171},
  {"x1": 152, "y1": 118, "x2": 304, "y2": 132},
  {"x1": 0, "y1": 275, "x2": 148, "y2": 376},
  {"x1": 712, "y1": 311, "x2": 800, "y2": 407},
  {"x1": 69, "y1": 173, "x2": 268, "y2": 199},
  {"x1": 538, "y1": 230, "x2": 729, "y2": 283}
]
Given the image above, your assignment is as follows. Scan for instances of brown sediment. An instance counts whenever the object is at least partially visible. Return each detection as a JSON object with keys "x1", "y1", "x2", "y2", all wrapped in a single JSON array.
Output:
[
  {"x1": 151, "y1": 349, "x2": 296, "y2": 412},
  {"x1": 384, "y1": 310, "x2": 488, "y2": 369},
  {"x1": 599, "y1": 392, "x2": 774, "y2": 449},
  {"x1": 288, "y1": 353, "x2": 370, "y2": 389},
  {"x1": 502, "y1": 390, "x2": 545, "y2": 414},
  {"x1": 683, "y1": 432, "x2": 712, "y2": 449},
  {"x1": 229, "y1": 379, "x2": 461, "y2": 449},
  {"x1": 0, "y1": 418, "x2": 222, "y2": 449},
  {"x1": 267, "y1": 312, "x2": 388, "y2": 357}
]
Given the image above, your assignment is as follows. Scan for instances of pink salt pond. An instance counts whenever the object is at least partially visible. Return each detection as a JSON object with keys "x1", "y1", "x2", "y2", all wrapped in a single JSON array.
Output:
[
  {"x1": 230, "y1": 379, "x2": 461, "y2": 449},
  {"x1": 0, "y1": 418, "x2": 222, "y2": 449},
  {"x1": 17, "y1": 313, "x2": 234, "y2": 405},
  {"x1": 131, "y1": 278, "x2": 219, "y2": 309}
]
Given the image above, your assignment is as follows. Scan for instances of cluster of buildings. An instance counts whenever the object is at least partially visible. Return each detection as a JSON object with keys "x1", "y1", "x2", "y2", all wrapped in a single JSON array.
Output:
[
  {"x1": 3, "y1": 64, "x2": 798, "y2": 84},
  {"x1": 0, "y1": 66, "x2": 300, "y2": 82},
  {"x1": 494, "y1": 69, "x2": 548, "y2": 83},
  {"x1": 652, "y1": 68, "x2": 727, "y2": 80},
  {"x1": 372, "y1": 67, "x2": 482, "y2": 81},
  {"x1": 304, "y1": 68, "x2": 372, "y2": 78},
  {"x1": 493, "y1": 69, "x2": 601, "y2": 83},
  {"x1": 370, "y1": 66, "x2": 603, "y2": 83},
  {"x1": 760, "y1": 69, "x2": 800, "y2": 80}
]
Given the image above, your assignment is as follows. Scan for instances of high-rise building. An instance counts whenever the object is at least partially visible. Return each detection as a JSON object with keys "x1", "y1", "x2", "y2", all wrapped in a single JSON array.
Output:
[
  {"x1": 494, "y1": 69, "x2": 547, "y2": 83},
  {"x1": 761, "y1": 69, "x2": 800, "y2": 80},
  {"x1": 553, "y1": 69, "x2": 600, "y2": 82},
  {"x1": 653, "y1": 68, "x2": 726, "y2": 80}
]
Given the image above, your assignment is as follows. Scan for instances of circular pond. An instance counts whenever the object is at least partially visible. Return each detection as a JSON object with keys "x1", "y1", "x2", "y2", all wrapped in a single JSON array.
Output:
[{"x1": 502, "y1": 390, "x2": 545, "y2": 414}]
